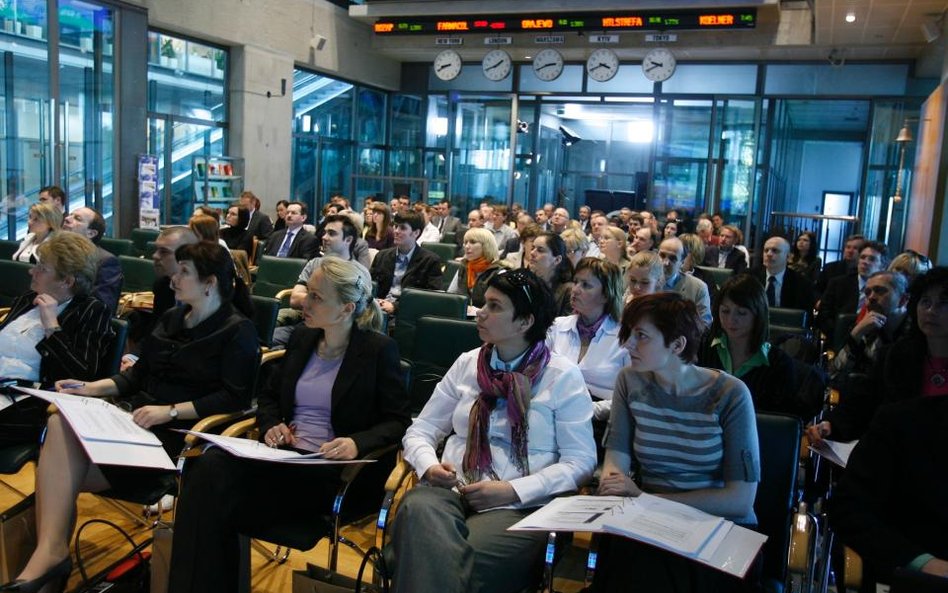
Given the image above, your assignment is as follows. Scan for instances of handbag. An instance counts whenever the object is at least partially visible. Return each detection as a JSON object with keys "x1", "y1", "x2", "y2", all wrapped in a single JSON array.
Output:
[
  {"x1": 292, "y1": 548, "x2": 389, "y2": 593},
  {"x1": 0, "y1": 393, "x2": 48, "y2": 446},
  {"x1": 0, "y1": 494, "x2": 36, "y2": 584}
]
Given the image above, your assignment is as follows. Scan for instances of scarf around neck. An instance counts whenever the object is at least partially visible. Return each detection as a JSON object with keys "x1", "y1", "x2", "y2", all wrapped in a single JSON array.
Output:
[{"x1": 466, "y1": 257, "x2": 492, "y2": 291}]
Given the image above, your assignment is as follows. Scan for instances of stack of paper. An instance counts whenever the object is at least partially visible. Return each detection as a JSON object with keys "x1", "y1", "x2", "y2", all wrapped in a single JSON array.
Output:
[
  {"x1": 509, "y1": 494, "x2": 766, "y2": 578},
  {"x1": 184, "y1": 431, "x2": 374, "y2": 465},
  {"x1": 808, "y1": 439, "x2": 858, "y2": 468}
]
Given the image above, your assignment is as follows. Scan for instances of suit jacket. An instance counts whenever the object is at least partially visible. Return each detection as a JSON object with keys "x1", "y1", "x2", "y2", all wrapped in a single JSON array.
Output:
[
  {"x1": 667, "y1": 273, "x2": 712, "y2": 328},
  {"x1": 370, "y1": 244, "x2": 444, "y2": 305},
  {"x1": 702, "y1": 245, "x2": 747, "y2": 274},
  {"x1": 256, "y1": 326, "x2": 411, "y2": 455},
  {"x1": 93, "y1": 246, "x2": 123, "y2": 314},
  {"x1": 750, "y1": 266, "x2": 815, "y2": 312},
  {"x1": 263, "y1": 228, "x2": 320, "y2": 260},
  {"x1": 818, "y1": 272, "x2": 860, "y2": 336},
  {"x1": 816, "y1": 258, "x2": 853, "y2": 296},
  {"x1": 0, "y1": 292, "x2": 114, "y2": 386},
  {"x1": 437, "y1": 215, "x2": 463, "y2": 240},
  {"x1": 246, "y1": 210, "x2": 273, "y2": 241}
]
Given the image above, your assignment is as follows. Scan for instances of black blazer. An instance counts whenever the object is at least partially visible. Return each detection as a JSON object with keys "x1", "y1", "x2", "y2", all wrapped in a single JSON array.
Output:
[
  {"x1": 263, "y1": 228, "x2": 320, "y2": 260},
  {"x1": 750, "y1": 266, "x2": 815, "y2": 312},
  {"x1": 816, "y1": 258, "x2": 852, "y2": 296},
  {"x1": 220, "y1": 226, "x2": 254, "y2": 255},
  {"x1": 246, "y1": 210, "x2": 273, "y2": 242},
  {"x1": 818, "y1": 272, "x2": 860, "y2": 336},
  {"x1": 370, "y1": 245, "x2": 444, "y2": 304},
  {"x1": 93, "y1": 246, "x2": 123, "y2": 314},
  {"x1": 256, "y1": 326, "x2": 410, "y2": 455},
  {"x1": 0, "y1": 292, "x2": 114, "y2": 386},
  {"x1": 703, "y1": 245, "x2": 747, "y2": 274}
]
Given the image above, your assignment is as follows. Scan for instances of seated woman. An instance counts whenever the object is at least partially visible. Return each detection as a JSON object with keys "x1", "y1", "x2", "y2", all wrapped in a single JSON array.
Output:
[
  {"x1": 220, "y1": 203, "x2": 254, "y2": 255},
  {"x1": 623, "y1": 250, "x2": 664, "y2": 303},
  {"x1": 788, "y1": 230, "x2": 821, "y2": 284},
  {"x1": 560, "y1": 228, "x2": 590, "y2": 268},
  {"x1": 0, "y1": 232, "x2": 113, "y2": 387},
  {"x1": 592, "y1": 292, "x2": 760, "y2": 592},
  {"x1": 698, "y1": 274, "x2": 825, "y2": 421},
  {"x1": 13, "y1": 203, "x2": 62, "y2": 263},
  {"x1": 1, "y1": 243, "x2": 258, "y2": 593},
  {"x1": 391, "y1": 268, "x2": 596, "y2": 593},
  {"x1": 168, "y1": 258, "x2": 410, "y2": 593},
  {"x1": 679, "y1": 232, "x2": 719, "y2": 304},
  {"x1": 448, "y1": 227, "x2": 507, "y2": 308},
  {"x1": 365, "y1": 202, "x2": 394, "y2": 250},
  {"x1": 547, "y1": 257, "x2": 629, "y2": 423},
  {"x1": 527, "y1": 231, "x2": 575, "y2": 317},
  {"x1": 598, "y1": 226, "x2": 629, "y2": 272},
  {"x1": 189, "y1": 213, "x2": 229, "y2": 249}
]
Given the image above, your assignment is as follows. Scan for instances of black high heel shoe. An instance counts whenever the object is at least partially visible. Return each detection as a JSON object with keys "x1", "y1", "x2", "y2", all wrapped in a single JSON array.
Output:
[{"x1": 0, "y1": 556, "x2": 72, "y2": 592}]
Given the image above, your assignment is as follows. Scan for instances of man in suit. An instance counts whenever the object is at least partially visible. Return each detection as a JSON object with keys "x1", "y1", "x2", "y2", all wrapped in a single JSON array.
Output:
[
  {"x1": 817, "y1": 234, "x2": 866, "y2": 295},
  {"x1": 371, "y1": 210, "x2": 443, "y2": 316},
  {"x1": 38, "y1": 185, "x2": 66, "y2": 213},
  {"x1": 434, "y1": 199, "x2": 463, "y2": 241},
  {"x1": 658, "y1": 237, "x2": 712, "y2": 329},
  {"x1": 703, "y1": 224, "x2": 747, "y2": 274},
  {"x1": 62, "y1": 206, "x2": 123, "y2": 313},
  {"x1": 577, "y1": 205, "x2": 592, "y2": 235},
  {"x1": 239, "y1": 191, "x2": 273, "y2": 244},
  {"x1": 751, "y1": 236, "x2": 815, "y2": 311},
  {"x1": 262, "y1": 201, "x2": 319, "y2": 260},
  {"x1": 818, "y1": 241, "x2": 887, "y2": 337}
]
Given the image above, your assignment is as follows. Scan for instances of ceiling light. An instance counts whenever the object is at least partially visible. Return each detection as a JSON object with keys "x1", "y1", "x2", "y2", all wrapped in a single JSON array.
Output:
[{"x1": 845, "y1": 12, "x2": 856, "y2": 23}]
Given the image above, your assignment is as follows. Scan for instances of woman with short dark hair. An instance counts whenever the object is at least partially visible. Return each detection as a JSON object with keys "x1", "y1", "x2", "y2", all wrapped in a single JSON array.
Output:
[{"x1": 527, "y1": 231, "x2": 574, "y2": 316}]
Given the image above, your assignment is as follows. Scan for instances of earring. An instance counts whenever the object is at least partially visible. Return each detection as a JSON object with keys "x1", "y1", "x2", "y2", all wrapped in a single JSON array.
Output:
[{"x1": 204, "y1": 287, "x2": 210, "y2": 297}]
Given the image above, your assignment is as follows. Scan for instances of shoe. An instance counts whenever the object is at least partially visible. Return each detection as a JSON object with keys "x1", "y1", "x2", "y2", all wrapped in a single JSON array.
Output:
[
  {"x1": 0, "y1": 556, "x2": 71, "y2": 592},
  {"x1": 144, "y1": 494, "x2": 175, "y2": 516}
]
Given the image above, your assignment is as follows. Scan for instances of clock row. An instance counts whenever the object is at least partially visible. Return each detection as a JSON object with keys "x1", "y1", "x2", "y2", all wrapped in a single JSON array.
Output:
[{"x1": 433, "y1": 48, "x2": 676, "y2": 83}]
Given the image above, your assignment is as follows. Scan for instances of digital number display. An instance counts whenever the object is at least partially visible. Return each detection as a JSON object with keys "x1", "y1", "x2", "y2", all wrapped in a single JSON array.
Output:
[{"x1": 373, "y1": 8, "x2": 756, "y2": 35}]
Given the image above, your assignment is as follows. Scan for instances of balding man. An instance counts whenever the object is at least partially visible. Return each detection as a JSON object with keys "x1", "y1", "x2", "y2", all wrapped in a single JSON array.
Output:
[
  {"x1": 659, "y1": 237, "x2": 712, "y2": 329},
  {"x1": 62, "y1": 206, "x2": 123, "y2": 312},
  {"x1": 550, "y1": 208, "x2": 571, "y2": 234},
  {"x1": 751, "y1": 236, "x2": 815, "y2": 311}
]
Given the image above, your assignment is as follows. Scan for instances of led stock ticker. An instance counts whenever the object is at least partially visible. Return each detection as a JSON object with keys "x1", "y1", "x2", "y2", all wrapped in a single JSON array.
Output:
[{"x1": 373, "y1": 9, "x2": 756, "y2": 35}]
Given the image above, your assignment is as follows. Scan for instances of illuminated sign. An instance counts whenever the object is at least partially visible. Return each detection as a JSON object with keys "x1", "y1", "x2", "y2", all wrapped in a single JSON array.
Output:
[{"x1": 373, "y1": 8, "x2": 756, "y2": 35}]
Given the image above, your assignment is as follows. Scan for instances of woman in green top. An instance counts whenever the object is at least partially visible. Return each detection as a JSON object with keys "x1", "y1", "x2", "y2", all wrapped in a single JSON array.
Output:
[{"x1": 697, "y1": 274, "x2": 824, "y2": 421}]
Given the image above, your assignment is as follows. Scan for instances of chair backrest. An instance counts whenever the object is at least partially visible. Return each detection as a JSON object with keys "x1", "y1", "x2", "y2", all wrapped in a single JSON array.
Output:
[
  {"x1": 99, "y1": 237, "x2": 134, "y2": 257},
  {"x1": 831, "y1": 313, "x2": 858, "y2": 352},
  {"x1": 252, "y1": 255, "x2": 307, "y2": 298},
  {"x1": 393, "y1": 289, "x2": 468, "y2": 362},
  {"x1": 0, "y1": 239, "x2": 20, "y2": 261},
  {"x1": 130, "y1": 228, "x2": 160, "y2": 257},
  {"x1": 753, "y1": 412, "x2": 802, "y2": 587},
  {"x1": 408, "y1": 316, "x2": 481, "y2": 414},
  {"x1": 0, "y1": 260, "x2": 33, "y2": 308},
  {"x1": 107, "y1": 318, "x2": 130, "y2": 375},
  {"x1": 695, "y1": 265, "x2": 733, "y2": 290},
  {"x1": 442, "y1": 231, "x2": 457, "y2": 245},
  {"x1": 769, "y1": 307, "x2": 809, "y2": 329},
  {"x1": 250, "y1": 295, "x2": 280, "y2": 347},
  {"x1": 443, "y1": 260, "x2": 464, "y2": 291},
  {"x1": 118, "y1": 255, "x2": 157, "y2": 293},
  {"x1": 420, "y1": 242, "x2": 457, "y2": 263}
]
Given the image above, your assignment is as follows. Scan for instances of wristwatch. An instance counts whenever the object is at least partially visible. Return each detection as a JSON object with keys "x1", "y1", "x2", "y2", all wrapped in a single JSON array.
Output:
[{"x1": 168, "y1": 404, "x2": 179, "y2": 420}]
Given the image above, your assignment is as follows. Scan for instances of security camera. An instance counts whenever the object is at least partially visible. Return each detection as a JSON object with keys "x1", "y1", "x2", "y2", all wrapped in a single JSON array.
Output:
[{"x1": 559, "y1": 125, "x2": 582, "y2": 147}]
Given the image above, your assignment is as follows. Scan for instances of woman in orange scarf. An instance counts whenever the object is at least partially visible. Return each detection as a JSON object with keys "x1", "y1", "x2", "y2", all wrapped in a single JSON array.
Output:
[{"x1": 448, "y1": 227, "x2": 508, "y2": 308}]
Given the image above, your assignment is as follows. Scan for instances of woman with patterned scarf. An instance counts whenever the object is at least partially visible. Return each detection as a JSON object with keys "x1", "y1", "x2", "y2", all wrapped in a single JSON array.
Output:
[
  {"x1": 447, "y1": 227, "x2": 508, "y2": 308},
  {"x1": 391, "y1": 268, "x2": 597, "y2": 593}
]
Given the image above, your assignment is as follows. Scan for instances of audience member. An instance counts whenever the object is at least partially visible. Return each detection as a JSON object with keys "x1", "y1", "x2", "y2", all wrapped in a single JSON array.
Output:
[
  {"x1": 390, "y1": 268, "x2": 595, "y2": 593},
  {"x1": 751, "y1": 236, "x2": 816, "y2": 311},
  {"x1": 703, "y1": 224, "x2": 747, "y2": 274},
  {"x1": 788, "y1": 230, "x2": 821, "y2": 284},
  {"x1": 817, "y1": 234, "x2": 865, "y2": 295},
  {"x1": 220, "y1": 203, "x2": 254, "y2": 254},
  {"x1": 888, "y1": 249, "x2": 932, "y2": 283},
  {"x1": 623, "y1": 251, "x2": 664, "y2": 303},
  {"x1": 370, "y1": 211, "x2": 443, "y2": 316},
  {"x1": 467, "y1": 209, "x2": 485, "y2": 230},
  {"x1": 628, "y1": 226, "x2": 658, "y2": 256},
  {"x1": 61, "y1": 206, "x2": 123, "y2": 313},
  {"x1": 526, "y1": 231, "x2": 574, "y2": 317},
  {"x1": 560, "y1": 228, "x2": 590, "y2": 269},
  {"x1": 189, "y1": 214, "x2": 227, "y2": 248},
  {"x1": 695, "y1": 218, "x2": 719, "y2": 246},
  {"x1": 598, "y1": 226, "x2": 629, "y2": 271},
  {"x1": 550, "y1": 207, "x2": 571, "y2": 234},
  {"x1": 366, "y1": 202, "x2": 395, "y2": 250},
  {"x1": 262, "y1": 201, "x2": 319, "y2": 260},
  {"x1": 489, "y1": 205, "x2": 518, "y2": 257},
  {"x1": 659, "y1": 237, "x2": 712, "y2": 329},
  {"x1": 13, "y1": 203, "x2": 61, "y2": 263},
  {"x1": 272, "y1": 199, "x2": 289, "y2": 233},
  {"x1": 416, "y1": 204, "x2": 442, "y2": 245},
  {"x1": 586, "y1": 213, "x2": 607, "y2": 258},
  {"x1": 678, "y1": 233, "x2": 717, "y2": 303},
  {"x1": 577, "y1": 205, "x2": 592, "y2": 235},
  {"x1": 662, "y1": 220, "x2": 679, "y2": 239},
  {"x1": 239, "y1": 191, "x2": 273, "y2": 242},
  {"x1": 534, "y1": 208, "x2": 550, "y2": 231},
  {"x1": 447, "y1": 228, "x2": 507, "y2": 308},
  {"x1": 38, "y1": 186, "x2": 66, "y2": 212},
  {"x1": 505, "y1": 223, "x2": 541, "y2": 270},
  {"x1": 818, "y1": 241, "x2": 887, "y2": 337}
]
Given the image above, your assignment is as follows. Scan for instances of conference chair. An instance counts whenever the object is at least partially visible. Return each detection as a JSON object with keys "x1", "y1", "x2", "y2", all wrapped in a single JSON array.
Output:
[
  {"x1": 99, "y1": 237, "x2": 134, "y2": 257},
  {"x1": 406, "y1": 316, "x2": 481, "y2": 415},
  {"x1": 769, "y1": 307, "x2": 810, "y2": 331},
  {"x1": 129, "y1": 228, "x2": 160, "y2": 258},
  {"x1": 118, "y1": 255, "x2": 157, "y2": 294},
  {"x1": 694, "y1": 265, "x2": 734, "y2": 290},
  {"x1": 0, "y1": 261, "x2": 33, "y2": 308},
  {"x1": 420, "y1": 241, "x2": 457, "y2": 263},
  {"x1": 0, "y1": 239, "x2": 19, "y2": 260},
  {"x1": 392, "y1": 288, "x2": 468, "y2": 362},
  {"x1": 251, "y1": 256, "x2": 307, "y2": 299},
  {"x1": 443, "y1": 260, "x2": 465, "y2": 292},
  {"x1": 250, "y1": 295, "x2": 280, "y2": 348}
]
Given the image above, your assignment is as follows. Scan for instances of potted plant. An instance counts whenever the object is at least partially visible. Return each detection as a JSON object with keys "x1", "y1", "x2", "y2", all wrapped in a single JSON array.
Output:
[{"x1": 160, "y1": 38, "x2": 177, "y2": 69}]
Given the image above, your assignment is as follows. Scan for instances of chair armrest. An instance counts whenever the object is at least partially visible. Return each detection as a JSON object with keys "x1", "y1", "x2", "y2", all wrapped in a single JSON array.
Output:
[
  {"x1": 0, "y1": 307, "x2": 9, "y2": 323},
  {"x1": 274, "y1": 288, "x2": 294, "y2": 306},
  {"x1": 843, "y1": 545, "x2": 862, "y2": 589},
  {"x1": 261, "y1": 349, "x2": 286, "y2": 365},
  {"x1": 184, "y1": 408, "x2": 257, "y2": 447},
  {"x1": 222, "y1": 417, "x2": 259, "y2": 438},
  {"x1": 339, "y1": 444, "x2": 398, "y2": 484}
]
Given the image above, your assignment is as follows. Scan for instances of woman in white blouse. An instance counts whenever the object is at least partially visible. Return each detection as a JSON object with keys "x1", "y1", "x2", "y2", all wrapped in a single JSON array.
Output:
[
  {"x1": 547, "y1": 257, "x2": 629, "y2": 423},
  {"x1": 12, "y1": 202, "x2": 62, "y2": 263},
  {"x1": 390, "y1": 268, "x2": 596, "y2": 593}
]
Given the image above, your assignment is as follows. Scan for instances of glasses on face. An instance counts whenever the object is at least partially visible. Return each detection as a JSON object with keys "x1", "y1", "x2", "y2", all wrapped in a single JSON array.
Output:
[
  {"x1": 905, "y1": 250, "x2": 931, "y2": 266},
  {"x1": 496, "y1": 268, "x2": 534, "y2": 304}
]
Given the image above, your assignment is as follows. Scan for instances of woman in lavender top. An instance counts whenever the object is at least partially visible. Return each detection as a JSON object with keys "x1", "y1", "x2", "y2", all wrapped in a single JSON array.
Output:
[{"x1": 168, "y1": 257, "x2": 410, "y2": 593}]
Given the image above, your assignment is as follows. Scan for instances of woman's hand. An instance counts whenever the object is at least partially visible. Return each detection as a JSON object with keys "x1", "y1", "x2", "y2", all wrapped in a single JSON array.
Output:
[
  {"x1": 422, "y1": 463, "x2": 460, "y2": 488},
  {"x1": 33, "y1": 293, "x2": 61, "y2": 330},
  {"x1": 921, "y1": 557, "x2": 948, "y2": 578},
  {"x1": 131, "y1": 405, "x2": 173, "y2": 429},
  {"x1": 319, "y1": 437, "x2": 358, "y2": 460},
  {"x1": 378, "y1": 299, "x2": 395, "y2": 315},
  {"x1": 459, "y1": 481, "x2": 519, "y2": 511},
  {"x1": 806, "y1": 421, "x2": 832, "y2": 444},
  {"x1": 264, "y1": 423, "x2": 297, "y2": 448},
  {"x1": 55, "y1": 379, "x2": 89, "y2": 395},
  {"x1": 597, "y1": 471, "x2": 642, "y2": 497}
]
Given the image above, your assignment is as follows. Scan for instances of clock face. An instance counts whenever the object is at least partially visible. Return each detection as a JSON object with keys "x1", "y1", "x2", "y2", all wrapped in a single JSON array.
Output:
[
  {"x1": 433, "y1": 49, "x2": 462, "y2": 81},
  {"x1": 482, "y1": 49, "x2": 512, "y2": 81},
  {"x1": 532, "y1": 48, "x2": 564, "y2": 82},
  {"x1": 642, "y1": 48, "x2": 677, "y2": 82},
  {"x1": 586, "y1": 48, "x2": 619, "y2": 83}
]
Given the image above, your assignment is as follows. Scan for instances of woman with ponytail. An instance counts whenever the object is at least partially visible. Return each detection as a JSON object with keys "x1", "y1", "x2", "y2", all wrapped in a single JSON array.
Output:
[
  {"x1": 390, "y1": 268, "x2": 596, "y2": 593},
  {"x1": 167, "y1": 257, "x2": 410, "y2": 593}
]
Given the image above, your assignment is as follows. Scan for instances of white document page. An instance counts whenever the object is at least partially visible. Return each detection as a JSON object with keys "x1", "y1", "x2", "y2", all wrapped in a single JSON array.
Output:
[
  {"x1": 601, "y1": 493, "x2": 726, "y2": 557},
  {"x1": 808, "y1": 439, "x2": 858, "y2": 468},
  {"x1": 184, "y1": 431, "x2": 375, "y2": 465},
  {"x1": 0, "y1": 393, "x2": 29, "y2": 413},
  {"x1": 508, "y1": 495, "x2": 627, "y2": 532}
]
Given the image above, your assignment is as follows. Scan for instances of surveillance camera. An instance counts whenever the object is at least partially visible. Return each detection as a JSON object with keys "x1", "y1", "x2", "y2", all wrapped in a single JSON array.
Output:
[
  {"x1": 559, "y1": 125, "x2": 582, "y2": 147},
  {"x1": 310, "y1": 35, "x2": 327, "y2": 51}
]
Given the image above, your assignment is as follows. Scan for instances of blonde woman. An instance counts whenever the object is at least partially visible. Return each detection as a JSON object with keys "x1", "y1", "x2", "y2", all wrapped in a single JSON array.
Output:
[
  {"x1": 13, "y1": 203, "x2": 62, "y2": 263},
  {"x1": 598, "y1": 226, "x2": 629, "y2": 271},
  {"x1": 448, "y1": 227, "x2": 507, "y2": 308},
  {"x1": 561, "y1": 228, "x2": 591, "y2": 268},
  {"x1": 624, "y1": 250, "x2": 664, "y2": 303}
]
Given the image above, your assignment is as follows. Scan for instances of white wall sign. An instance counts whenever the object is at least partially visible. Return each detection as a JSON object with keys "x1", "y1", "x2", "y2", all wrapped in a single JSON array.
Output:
[
  {"x1": 534, "y1": 35, "x2": 565, "y2": 44},
  {"x1": 645, "y1": 34, "x2": 678, "y2": 42},
  {"x1": 436, "y1": 38, "x2": 463, "y2": 46},
  {"x1": 484, "y1": 37, "x2": 512, "y2": 45},
  {"x1": 590, "y1": 34, "x2": 619, "y2": 44}
]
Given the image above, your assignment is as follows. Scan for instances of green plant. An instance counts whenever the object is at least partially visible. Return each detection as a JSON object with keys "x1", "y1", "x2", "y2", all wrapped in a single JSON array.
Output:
[
  {"x1": 161, "y1": 39, "x2": 176, "y2": 58},
  {"x1": 214, "y1": 50, "x2": 225, "y2": 71}
]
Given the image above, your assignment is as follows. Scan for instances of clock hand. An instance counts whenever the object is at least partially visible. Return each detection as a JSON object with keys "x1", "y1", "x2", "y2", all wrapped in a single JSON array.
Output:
[
  {"x1": 591, "y1": 62, "x2": 606, "y2": 71},
  {"x1": 646, "y1": 62, "x2": 664, "y2": 71},
  {"x1": 537, "y1": 62, "x2": 556, "y2": 71},
  {"x1": 437, "y1": 63, "x2": 452, "y2": 72}
]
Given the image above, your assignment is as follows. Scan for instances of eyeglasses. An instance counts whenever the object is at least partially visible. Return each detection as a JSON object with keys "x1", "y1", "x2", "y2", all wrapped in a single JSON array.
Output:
[
  {"x1": 496, "y1": 268, "x2": 534, "y2": 304},
  {"x1": 905, "y1": 249, "x2": 931, "y2": 266}
]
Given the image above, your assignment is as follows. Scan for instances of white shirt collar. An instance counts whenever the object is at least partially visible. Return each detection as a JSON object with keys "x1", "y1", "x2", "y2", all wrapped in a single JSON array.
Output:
[{"x1": 490, "y1": 346, "x2": 528, "y2": 372}]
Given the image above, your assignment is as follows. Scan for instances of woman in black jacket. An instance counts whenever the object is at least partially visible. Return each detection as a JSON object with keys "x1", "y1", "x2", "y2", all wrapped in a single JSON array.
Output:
[{"x1": 168, "y1": 257, "x2": 411, "y2": 593}]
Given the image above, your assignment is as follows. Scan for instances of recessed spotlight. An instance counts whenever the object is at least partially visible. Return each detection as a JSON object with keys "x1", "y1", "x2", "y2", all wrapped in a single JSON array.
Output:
[{"x1": 845, "y1": 11, "x2": 856, "y2": 23}]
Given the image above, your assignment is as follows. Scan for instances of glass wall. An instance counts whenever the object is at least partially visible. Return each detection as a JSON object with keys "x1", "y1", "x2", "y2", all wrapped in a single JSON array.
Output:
[{"x1": 145, "y1": 31, "x2": 227, "y2": 225}]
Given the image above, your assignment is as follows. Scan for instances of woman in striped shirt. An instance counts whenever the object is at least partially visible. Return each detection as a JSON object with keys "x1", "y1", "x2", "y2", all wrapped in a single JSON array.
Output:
[{"x1": 592, "y1": 292, "x2": 761, "y2": 592}]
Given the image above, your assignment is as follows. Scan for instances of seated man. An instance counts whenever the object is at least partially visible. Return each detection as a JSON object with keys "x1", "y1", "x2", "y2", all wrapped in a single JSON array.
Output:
[
  {"x1": 370, "y1": 211, "x2": 443, "y2": 317},
  {"x1": 658, "y1": 237, "x2": 712, "y2": 329},
  {"x1": 817, "y1": 233, "x2": 865, "y2": 296},
  {"x1": 829, "y1": 396, "x2": 948, "y2": 586},
  {"x1": 750, "y1": 236, "x2": 815, "y2": 311},
  {"x1": 261, "y1": 201, "x2": 319, "y2": 260},
  {"x1": 818, "y1": 241, "x2": 887, "y2": 338},
  {"x1": 62, "y1": 206, "x2": 123, "y2": 313},
  {"x1": 703, "y1": 224, "x2": 747, "y2": 274}
]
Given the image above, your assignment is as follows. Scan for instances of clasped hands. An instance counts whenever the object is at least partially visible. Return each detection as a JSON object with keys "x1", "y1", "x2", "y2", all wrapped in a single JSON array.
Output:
[
  {"x1": 423, "y1": 463, "x2": 519, "y2": 511},
  {"x1": 597, "y1": 471, "x2": 643, "y2": 497}
]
